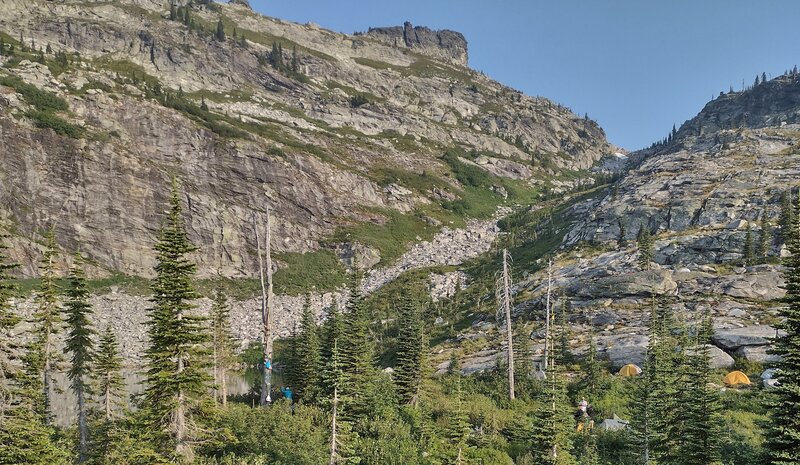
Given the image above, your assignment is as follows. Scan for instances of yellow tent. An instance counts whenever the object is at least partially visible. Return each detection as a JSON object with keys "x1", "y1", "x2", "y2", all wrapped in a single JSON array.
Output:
[
  {"x1": 723, "y1": 371, "x2": 752, "y2": 387},
  {"x1": 618, "y1": 364, "x2": 642, "y2": 377}
]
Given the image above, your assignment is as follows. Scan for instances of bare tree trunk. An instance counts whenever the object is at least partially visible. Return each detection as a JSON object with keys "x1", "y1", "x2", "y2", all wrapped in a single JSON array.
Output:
[
  {"x1": 220, "y1": 362, "x2": 228, "y2": 408},
  {"x1": 255, "y1": 208, "x2": 274, "y2": 406},
  {"x1": 212, "y1": 328, "x2": 219, "y2": 406},
  {"x1": 175, "y1": 312, "x2": 190, "y2": 462},
  {"x1": 329, "y1": 386, "x2": 338, "y2": 465},
  {"x1": 499, "y1": 249, "x2": 515, "y2": 400},
  {"x1": 104, "y1": 371, "x2": 112, "y2": 420},
  {"x1": 43, "y1": 356, "x2": 52, "y2": 423},
  {"x1": 544, "y1": 258, "x2": 553, "y2": 370},
  {"x1": 77, "y1": 384, "x2": 87, "y2": 462}
]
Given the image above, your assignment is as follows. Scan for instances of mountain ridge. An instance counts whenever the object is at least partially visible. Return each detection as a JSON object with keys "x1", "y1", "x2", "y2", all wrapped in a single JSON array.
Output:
[{"x1": 0, "y1": 0, "x2": 612, "y2": 281}]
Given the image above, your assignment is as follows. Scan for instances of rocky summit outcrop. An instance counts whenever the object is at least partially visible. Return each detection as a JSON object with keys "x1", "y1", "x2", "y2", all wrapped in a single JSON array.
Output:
[
  {"x1": 0, "y1": 0, "x2": 612, "y2": 279},
  {"x1": 363, "y1": 22, "x2": 468, "y2": 66},
  {"x1": 228, "y1": 0, "x2": 252, "y2": 10}
]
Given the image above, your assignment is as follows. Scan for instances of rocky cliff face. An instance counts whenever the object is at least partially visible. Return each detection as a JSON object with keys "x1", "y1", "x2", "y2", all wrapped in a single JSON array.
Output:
[
  {"x1": 0, "y1": 0, "x2": 612, "y2": 279},
  {"x1": 504, "y1": 72, "x2": 800, "y2": 370},
  {"x1": 363, "y1": 22, "x2": 468, "y2": 66}
]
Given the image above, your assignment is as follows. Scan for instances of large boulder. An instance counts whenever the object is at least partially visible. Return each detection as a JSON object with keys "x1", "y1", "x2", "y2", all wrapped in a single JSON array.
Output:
[
  {"x1": 684, "y1": 344, "x2": 734, "y2": 369},
  {"x1": 711, "y1": 326, "x2": 782, "y2": 351},
  {"x1": 604, "y1": 335, "x2": 648, "y2": 369},
  {"x1": 571, "y1": 271, "x2": 677, "y2": 299},
  {"x1": 736, "y1": 345, "x2": 782, "y2": 364},
  {"x1": 703, "y1": 345, "x2": 736, "y2": 369}
]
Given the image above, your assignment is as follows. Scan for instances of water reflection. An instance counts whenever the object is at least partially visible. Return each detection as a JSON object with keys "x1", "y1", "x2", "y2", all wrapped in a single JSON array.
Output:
[{"x1": 48, "y1": 368, "x2": 284, "y2": 426}]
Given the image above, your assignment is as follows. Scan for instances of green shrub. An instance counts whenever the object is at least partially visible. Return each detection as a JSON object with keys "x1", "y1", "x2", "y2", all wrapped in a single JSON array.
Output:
[
  {"x1": 273, "y1": 250, "x2": 348, "y2": 295},
  {"x1": 442, "y1": 149, "x2": 491, "y2": 188},
  {"x1": 0, "y1": 74, "x2": 68, "y2": 111},
  {"x1": 26, "y1": 110, "x2": 83, "y2": 138}
]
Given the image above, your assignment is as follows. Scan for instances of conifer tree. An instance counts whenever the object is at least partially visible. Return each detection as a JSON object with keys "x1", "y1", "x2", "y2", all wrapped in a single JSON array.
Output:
[
  {"x1": 341, "y1": 269, "x2": 375, "y2": 420},
  {"x1": 64, "y1": 253, "x2": 95, "y2": 462},
  {"x1": 215, "y1": 19, "x2": 225, "y2": 41},
  {"x1": 579, "y1": 432, "x2": 600, "y2": 465},
  {"x1": 446, "y1": 377, "x2": 471, "y2": 465},
  {"x1": 394, "y1": 290, "x2": 425, "y2": 406},
  {"x1": 142, "y1": 178, "x2": 210, "y2": 463},
  {"x1": 744, "y1": 223, "x2": 755, "y2": 265},
  {"x1": 322, "y1": 303, "x2": 356, "y2": 464},
  {"x1": 1, "y1": 263, "x2": 69, "y2": 465},
  {"x1": 629, "y1": 296, "x2": 685, "y2": 464},
  {"x1": 95, "y1": 327, "x2": 124, "y2": 421},
  {"x1": 291, "y1": 45, "x2": 298, "y2": 73},
  {"x1": 89, "y1": 327, "x2": 125, "y2": 464},
  {"x1": 529, "y1": 365, "x2": 575, "y2": 464},
  {"x1": 513, "y1": 327, "x2": 534, "y2": 396},
  {"x1": 759, "y1": 209, "x2": 772, "y2": 261},
  {"x1": 678, "y1": 314, "x2": 722, "y2": 465},
  {"x1": 556, "y1": 299, "x2": 573, "y2": 367},
  {"x1": 578, "y1": 333, "x2": 605, "y2": 400},
  {"x1": 627, "y1": 366, "x2": 654, "y2": 464},
  {"x1": 637, "y1": 225, "x2": 654, "y2": 270},
  {"x1": 294, "y1": 293, "x2": 321, "y2": 403},
  {"x1": 270, "y1": 43, "x2": 279, "y2": 68},
  {"x1": 210, "y1": 288, "x2": 236, "y2": 407},
  {"x1": 31, "y1": 228, "x2": 61, "y2": 424},
  {"x1": 321, "y1": 300, "x2": 344, "y2": 398},
  {"x1": 764, "y1": 181, "x2": 800, "y2": 464},
  {"x1": 0, "y1": 233, "x2": 20, "y2": 418},
  {"x1": 0, "y1": 369, "x2": 69, "y2": 465},
  {"x1": 169, "y1": 3, "x2": 177, "y2": 21},
  {"x1": 618, "y1": 220, "x2": 627, "y2": 247}
]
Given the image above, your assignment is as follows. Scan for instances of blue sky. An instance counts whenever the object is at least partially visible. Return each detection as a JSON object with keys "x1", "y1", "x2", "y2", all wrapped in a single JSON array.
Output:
[{"x1": 249, "y1": 0, "x2": 800, "y2": 151}]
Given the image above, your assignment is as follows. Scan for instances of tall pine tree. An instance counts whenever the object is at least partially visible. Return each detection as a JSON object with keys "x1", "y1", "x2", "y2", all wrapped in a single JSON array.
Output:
[
  {"x1": 341, "y1": 269, "x2": 376, "y2": 421},
  {"x1": 678, "y1": 314, "x2": 722, "y2": 465},
  {"x1": 637, "y1": 225, "x2": 654, "y2": 270},
  {"x1": 96, "y1": 327, "x2": 124, "y2": 421},
  {"x1": 64, "y1": 253, "x2": 96, "y2": 462},
  {"x1": 89, "y1": 327, "x2": 126, "y2": 465},
  {"x1": 322, "y1": 302, "x2": 357, "y2": 464},
  {"x1": 295, "y1": 293, "x2": 321, "y2": 403},
  {"x1": 446, "y1": 377, "x2": 471, "y2": 465},
  {"x1": 0, "y1": 239, "x2": 69, "y2": 465},
  {"x1": 764, "y1": 181, "x2": 800, "y2": 464},
  {"x1": 529, "y1": 365, "x2": 575, "y2": 465},
  {"x1": 142, "y1": 178, "x2": 210, "y2": 463},
  {"x1": 0, "y1": 233, "x2": 20, "y2": 419},
  {"x1": 210, "y1": 287, "x2": 235, "y2": 407},
  {"x1": 31, "y1": 228, "x2": 62, "y2": 424},
  {"x1": 215, "y1": 19, "x2": 225, "y2": 41},
  {"x1": 394, "y1": 289, "x2": 426, "y2": 406}
]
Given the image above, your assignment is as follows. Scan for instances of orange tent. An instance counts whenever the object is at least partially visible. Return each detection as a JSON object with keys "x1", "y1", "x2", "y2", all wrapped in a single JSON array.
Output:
[
  {"x1": 723, "y1": 371, "x2": 752, "y2": 387},
  {"x1": 618, "y1": 364, "x2": 642, "y2": 377}
]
